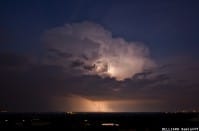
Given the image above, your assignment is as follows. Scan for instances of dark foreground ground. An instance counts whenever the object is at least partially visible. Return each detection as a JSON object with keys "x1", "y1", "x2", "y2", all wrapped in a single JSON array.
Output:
[{"x1": 0, "y1": 112, "x2": 199, "y2": 130}]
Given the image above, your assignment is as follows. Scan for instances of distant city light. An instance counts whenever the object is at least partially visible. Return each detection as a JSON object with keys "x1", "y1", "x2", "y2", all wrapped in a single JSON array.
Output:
[
  {"x1": 4, "y1": 120, "x2": 8, "y2": 122},
  {"x1": 101, "y1": 123, "x2": 119, "y2": 127}
]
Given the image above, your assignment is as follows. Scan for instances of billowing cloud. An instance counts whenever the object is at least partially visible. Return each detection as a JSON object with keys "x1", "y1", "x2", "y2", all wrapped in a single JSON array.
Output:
[
  {"x1": 0, "y1": 22, "x2": 199, "y2": 112},
  {"x1": 42, "y1": 21, "x2": 155, "y2": 80}
]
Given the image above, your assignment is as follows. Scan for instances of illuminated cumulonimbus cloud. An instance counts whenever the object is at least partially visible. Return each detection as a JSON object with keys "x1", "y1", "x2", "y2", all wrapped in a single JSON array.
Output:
[{"x1": 43, "y1": 21, "x2": 155, "y2": 80}]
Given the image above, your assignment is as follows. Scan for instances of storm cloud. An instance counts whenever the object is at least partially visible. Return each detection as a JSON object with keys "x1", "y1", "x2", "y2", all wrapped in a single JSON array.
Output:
[
  {"x1": 42, "y1": 21, "x2": 155, "y2": 80},
  {"x1": 0, "y1": 22, "x2": 199, "y2": 112},
  {"x1": 0, "y1": 53, "x2": 199, "y2": 112}
]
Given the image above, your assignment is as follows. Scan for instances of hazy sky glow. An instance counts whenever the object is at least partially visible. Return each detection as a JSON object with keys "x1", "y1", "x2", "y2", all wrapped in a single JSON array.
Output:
[{"x1": 0, "y1": 0, "x2": 199, "y2": 112}]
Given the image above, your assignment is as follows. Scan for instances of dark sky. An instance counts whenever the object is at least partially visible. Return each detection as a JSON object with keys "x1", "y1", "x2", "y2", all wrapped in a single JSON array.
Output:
[{"x1": 0, "y1": 0, "x2": 199, "y2": 112}]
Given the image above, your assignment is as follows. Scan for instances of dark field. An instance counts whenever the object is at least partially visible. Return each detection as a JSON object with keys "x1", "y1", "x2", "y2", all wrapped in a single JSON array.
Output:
[{"x1": 0, "y1": 112, "x2": 199, "y2": 130}]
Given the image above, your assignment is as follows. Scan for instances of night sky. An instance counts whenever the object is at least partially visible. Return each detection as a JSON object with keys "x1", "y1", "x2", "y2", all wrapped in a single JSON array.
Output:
[{"x1": 0, "y1": 0, "x2": 199, "y2": 112}]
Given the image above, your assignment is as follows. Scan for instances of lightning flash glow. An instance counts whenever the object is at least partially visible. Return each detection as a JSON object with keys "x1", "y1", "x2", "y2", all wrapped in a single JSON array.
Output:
[{"x1": 44, "y1": 22, "x2": 155, "y2": 80}]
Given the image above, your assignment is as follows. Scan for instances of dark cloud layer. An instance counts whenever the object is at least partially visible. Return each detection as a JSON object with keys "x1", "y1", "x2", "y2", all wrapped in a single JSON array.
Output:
[{"x1": 0, "y1": 52, "x2": 199, "y2": 112}]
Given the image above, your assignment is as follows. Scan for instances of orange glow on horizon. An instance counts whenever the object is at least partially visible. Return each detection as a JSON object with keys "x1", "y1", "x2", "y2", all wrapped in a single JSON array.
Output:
[
  {"x1": 93, "y1": 101, "x2": 110, "y2": 112},
  {"x1": 54, "y1": 95, "x2": 160, "y2": 112},
  {"x1": 62, "y1": 95, "x2": 113, "y2": 112}
]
